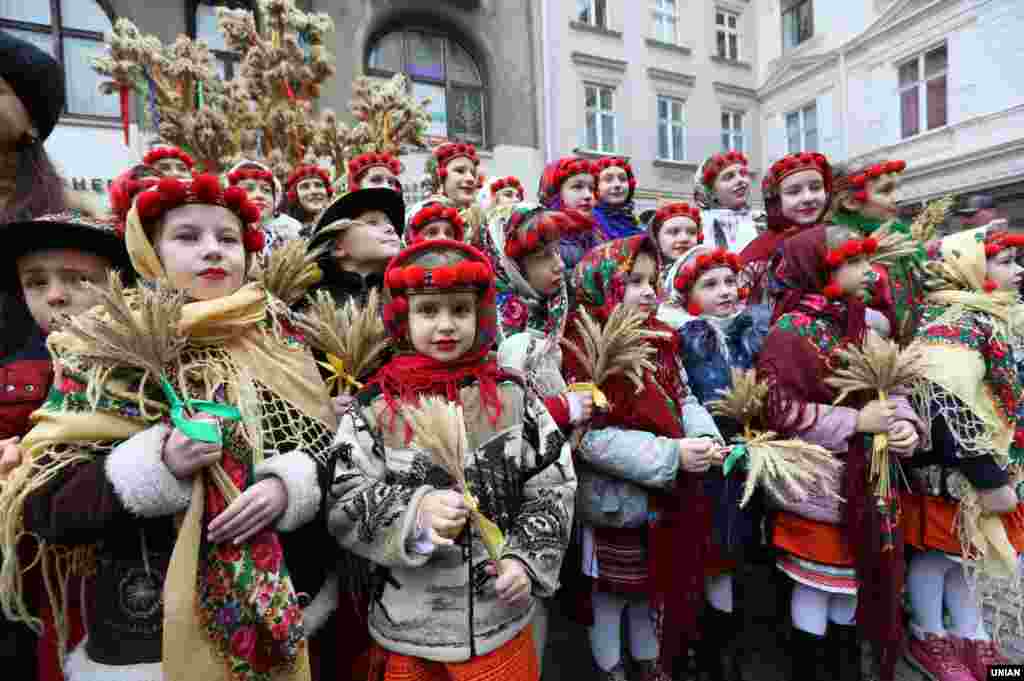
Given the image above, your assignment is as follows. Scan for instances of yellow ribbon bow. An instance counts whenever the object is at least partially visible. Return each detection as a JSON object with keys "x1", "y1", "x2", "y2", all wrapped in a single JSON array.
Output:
[{"x1": 318, "y1": 353, "x2": 363, "y2": 396}]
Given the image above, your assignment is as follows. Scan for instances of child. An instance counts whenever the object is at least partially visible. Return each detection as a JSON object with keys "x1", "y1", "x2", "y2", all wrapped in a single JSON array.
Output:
[
  {"x1": 480, "y1": 176, "x2": 525, "y2": 213},
  {"x1": 143, "y1": 145, "x2": 194, "y2": 181},
  {"x1": 592, "y1": 158, "x2": 643, "y2": 241},
  {"x1": 694, "y1": 151, "x2": 761, "y2": 254},
  {"x1": 647, "y1": 202, "x2": 703, "y2": 289},
  {"x1": 0, "y1": 174, "x2": 339, "y2": 681},
  {"x1": 741, "y1": 153, "x2": 833, "y2": 303},
  {"x1": 828, "y1": 160, "x2": 924, "y2": 343},
  {"x1": 537, "y1": 157, "x2": 599, "y2": 274},
  {"x1": 564, "y1": 235, "x2": 723, "y2": 681},
  {"x1": 283, "y1": 164, "x2": 333, "y2": 235},
  {"x1": 756, "y1": 225, "x2": 925, "y2": 681},
  {"x1": 904, "y1": 227, "x2": 1024, "y2": 681},
  {"x1": 657, "y1": 245, "x2": 768, "y2": 680},
  {"x1": 305, "y1": 187, "x2": 405, "y2": 307},
  {"x1": 425, "y1": 143, "x2": 481, "y2": 211},
  {"x1": 316, "y1": 238, "x2": 576, "y2": 680},
  {"x1": 226, "y1": 160, "x2": 304, "y2": 255},
  {"x1": 347, "y1": 152, "x2": 403, "y2": 192},
  {"x1": 404, "y1": 198, "x2": 466, "y2": 244}
]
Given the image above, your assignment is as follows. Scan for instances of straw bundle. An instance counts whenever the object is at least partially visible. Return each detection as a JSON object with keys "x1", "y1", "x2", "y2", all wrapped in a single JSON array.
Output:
[
  {"x1": 403, "y1": 397, "x2": 506, "y2": 563},
  {"x1": 910, "y1": 195, "x2": 956, "y2": 244},
  {"x1": 707, "y1": 368, "x2": 843, "y2": 508},
  {"x1": 256, "y1": 238, "x2": 325, "y2": 306}
]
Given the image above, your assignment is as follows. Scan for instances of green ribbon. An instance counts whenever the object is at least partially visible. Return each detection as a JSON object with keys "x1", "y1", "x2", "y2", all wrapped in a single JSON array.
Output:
[
  {"x1": 158, "y1": 377, "x2": 241, "y2": 444},
  {"x1": 722, "y1": 444, "x2": 748, "y2": 477},
  {"x1": 196, "y1": 81, "x2": 204, "y2": 109}
]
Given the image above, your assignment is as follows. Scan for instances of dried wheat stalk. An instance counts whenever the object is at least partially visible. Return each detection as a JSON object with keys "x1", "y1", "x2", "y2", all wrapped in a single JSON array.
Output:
[
  {"x1": 910, "y1": 195, "x2": 956, "y2": 244},
  {"x1": 257, "y1": 239, "x2": 326, "y2": 306},
  {"x1": 560, "y1": 305, "x2": 668, "y2": 405},
  {"x1": 292, "y1": 289, "x2": 390, "y2": 395},
  {"x1": 707, "y1": 368, "x2": 843, "y2": 508},
  {"x1": 403, "y1": 397, "x2": 506, "y2": 563},
  {"x1": 869, "y1": 222, "x2": 926, "y2": 271}
]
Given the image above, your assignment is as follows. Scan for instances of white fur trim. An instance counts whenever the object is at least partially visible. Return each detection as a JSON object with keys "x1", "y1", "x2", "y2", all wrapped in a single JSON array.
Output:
[
  {"x1": 302, "y1": 571, "x2": 339, "y2": 637},
  {"x1": 254, "y1": 450, "x2": 321, "y2": 532},
  {"x1": 104, "y1": 424, "x2": 191, "y2": 518},
  {"x1": 65, "y1": 641, "x2": 163, "y2": 681}
]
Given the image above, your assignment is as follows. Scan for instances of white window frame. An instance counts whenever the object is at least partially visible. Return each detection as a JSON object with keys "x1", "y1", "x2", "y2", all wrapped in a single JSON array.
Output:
[
  {"x1": 652, "y1": 0, "x2": 678, "y2": 45},
  {"x1": 576, "y1": 0, "x2": 609, "y2": 29},
  {"x1": 781, "y1": 0, "x2": 813, "y2": 51},
  {"x1": 584, "y1": 83, "x2": 617, "y2": 153},
  {"x1": 715, "y1": 8, "x2": 741, "y2": 61},
  {"x1": 785, "y1": 101, "x2": 818, "y2": 153},
  {"x1": 656, "y1": 95, "x2": 686, "y2": 161},
  {"x1": 721, "y1": 109, "x2": 744, "y2": 153},
  {"x1": 897, "y1": 43, "x2": 948, "y2": 139}
]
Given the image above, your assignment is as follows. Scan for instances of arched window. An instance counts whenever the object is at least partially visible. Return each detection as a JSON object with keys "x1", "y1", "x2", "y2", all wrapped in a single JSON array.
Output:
[
  {"x1": 0, "y1": 0, "x2": 116, "y2": 118},
  {"x1": 367, "y1": 29, "x2": 485, "y2": 147},
  {"x1": 189, "y1": 0, "x2": 256, "y2": 79}
]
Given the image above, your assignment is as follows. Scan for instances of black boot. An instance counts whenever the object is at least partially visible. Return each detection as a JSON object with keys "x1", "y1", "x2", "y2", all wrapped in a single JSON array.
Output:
[
  {"x1": 829, "y1": 624, "x2": 863, "y2": 681},
  {"x1": 788, "y1": 629, "x2": 830, "y2": 681},
  {"x1": 696, "y1": 607, "x2": 745, "y2": 681}
]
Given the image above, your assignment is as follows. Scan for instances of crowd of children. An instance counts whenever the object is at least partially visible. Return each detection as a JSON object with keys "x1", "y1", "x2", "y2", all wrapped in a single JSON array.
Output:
[{"x1": 2, "y1": 27, "x2": 1024, "y2": 681}]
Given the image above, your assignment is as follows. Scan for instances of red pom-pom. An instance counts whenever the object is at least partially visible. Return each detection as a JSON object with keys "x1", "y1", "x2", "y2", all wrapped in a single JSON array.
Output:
[
  {"x1": 157, "y1": 176, "x2": 187, "y2": 203},
  {"x1": 986, "y1": 243, "x2": 1001, "y2": 257},
  {"x1": 136, "y1": 191, "x2": 164, "y2": 219},
  {"x1": 696, "y1": 255, "x2": 711, "y2": 269},
  {"x1": 628, "y1": 178, "x2": 637, "y2": 190},
  {"x1": 826, "y1": 250, "x2": 844, "y2": 268},
  {"x1": 687, "y1": 301, "x2": 702, "y2": 316},
  {"x1": 697, "y1": 232, "x2": 704, "y2": 243},
  {"x1": 403, "y1": 265, "x2": 426, "y2": 289},
  {"x1": 853, "y1": 190, "x2": 868, "y2": 203},
  {"x1": 224, "y1": 185, "x2": 247, "y2": 208},
  {"x1": 193, "y1": 174, "x2": 221, "y2": 204},
  {"x1": 738, "y1": 287, "x2": 750, "y2": 300},
  {"x1": 438, "y1": 167, "x2": 448, "y2": 179},
  {"x1": 385, "y1": 267, "x2": 405, "y2": 289},
  {"x1": 823, "y1": 282, "x2": 843, "y2": 300},
  {"x1": 863, "y1": 238, "x2": 878, "y2": 255},
  {"x1": 893, "y1": 160, "x2": 907, "y2": 172},
  {"x1": 287, "y1": 189, "x2": 298, "y2": 203},
  {"x1": 843, "y1": 241, "x2": 863, "y2": 257},
  {"x1": 727, "y1": 253, "x2": 742, "y2": 269},
  {"x1": 243, "y1": 228, "x2": 265, "y2": 253},
  {"x1": 385, "y1": 297, "x2": 409, "y2": 323},
  {"x1": 983, "y1": 279, "x2": 999, "y2": 293},
  {"x1": 851, "y1": 174, "x2": 867, "y2": 187},
  {"x1": 525, "y1": 230, "x2": 540, "y2": 250},
  {"x1": 241, "y1": 202, "x2": 262, "y2": 224},
  {"x1": 431, "y1": 266, "x2": 456, "y2": 288},
  {"x1": 674, "y1": 275, "x2": 686, "y2": 292}
]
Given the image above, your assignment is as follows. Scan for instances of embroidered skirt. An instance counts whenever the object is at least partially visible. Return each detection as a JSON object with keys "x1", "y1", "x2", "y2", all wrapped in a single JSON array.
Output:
[
  {"x1": 772, "y1": 511, "x2": 857, "y2": 595},
  {"x1": 370, "y1": 625, "x2": 538, "y2": 681}
]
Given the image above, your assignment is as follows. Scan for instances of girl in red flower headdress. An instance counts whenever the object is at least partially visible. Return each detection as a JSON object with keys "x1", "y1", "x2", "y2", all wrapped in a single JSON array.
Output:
[{"x1": 694, "y1": 151, "x2": 762, "y2": 254}]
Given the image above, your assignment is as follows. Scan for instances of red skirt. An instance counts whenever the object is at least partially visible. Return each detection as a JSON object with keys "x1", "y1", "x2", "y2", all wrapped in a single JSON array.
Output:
[
  {"x1": 369, "y1": 625, "x2": 538, "y2": 681},
  {"x1": 903, "y1": 493, "x2": 1024, "y2": 556}
]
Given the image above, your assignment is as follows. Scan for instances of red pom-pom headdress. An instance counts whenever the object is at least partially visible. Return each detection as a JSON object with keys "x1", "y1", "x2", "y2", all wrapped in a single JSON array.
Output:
[
  {"x1": 227, "y1": 166, "x2": 276, "y2": 188},
  {"x1": 672, "y1": 248, "x2": 742, "y2": 298},
  {"x1": 110, "y1": 165, "x2": 160, "y2": 236},
  {"x1": 701, "y1": 151, "x2": 748, "y2": 189},
  {"x1": 503, "y1": 209, "x2": 591, "y2": 259},
  {"x1": 490, "y1": 176, "x2": 525, "y2": 200},
  {"x1": 651, "y1": 202, "x2": 702, "y2": 240},
  {"x1": 983, "y1": 230, "x2": 1024, "y2": 258},
  {"x1": 822, "y1": 236, "x2": 878, "y2": 299},
  {"x1": 408, "y1": 202, "x2": 467, "y2": 243},
  {"x1": 551, "y1": 158, "x2": 593, "y2": 189},
  {"x1": 347, "y1": 152, "x2": 404, "y2": 186},
  {"x1": 592, "y1": 157, "x2": 638, "y2": 194},
  {"x1": 834, "y1": 160, "x2": 907, "y2": 203},
  {"x1": 134, "y1": 174, "x2": 266, "y2": 253},
  {"x1": 143, "y1": 145, "x2": 194, "y2": 170},
  {"x1": 285, "y1": 165, "x2": 334, "y2": 203},
  {"x1": 763, "y1": 152, "x2": 833, "y2": 199},
  {"x1": 433, "y1": 143, "x2": 480, "y2": 180}
]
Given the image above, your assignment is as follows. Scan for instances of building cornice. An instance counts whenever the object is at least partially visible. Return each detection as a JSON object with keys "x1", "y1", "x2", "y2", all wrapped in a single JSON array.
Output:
[
  {"x1": 713, "y1": 81, "x2": 756, "y2": 99},
  {"x1": 647, "y1": 68, "x2": 696, "y2": 88},
  {"x1": 571, "y1": 51, "x2": 628, "y2": 73}
]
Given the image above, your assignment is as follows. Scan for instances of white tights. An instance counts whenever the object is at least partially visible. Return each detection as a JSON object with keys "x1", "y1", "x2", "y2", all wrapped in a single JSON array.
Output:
[
  {"x1": 790, "y1": 582, "x2": 857, "y2": 636},
  {"x1": 907, "y1": 550, "x2": 988, "y2": 641},
  {"x1": 706, "y1": 573, "x2": 733, "y2": 613},
  {"x1": 589, "y1": 591, "x2": 659, "y2": 672}
]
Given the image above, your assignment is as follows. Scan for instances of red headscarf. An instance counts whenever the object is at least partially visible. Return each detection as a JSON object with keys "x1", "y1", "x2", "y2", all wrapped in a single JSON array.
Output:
[
  {"x1": 563, "y1": 235, "x2": 710, "y2": 675},
  {"x1": 758, "y1": 225, "x2": 903, "y2": 681}
]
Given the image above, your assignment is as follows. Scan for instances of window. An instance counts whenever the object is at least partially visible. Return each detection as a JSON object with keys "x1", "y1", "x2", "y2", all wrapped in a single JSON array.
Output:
[
  {"x1": 652, "y1": 0, "x2": 678, "y2": 44},
  {"x1": 192, "y1": 0, "x2": 255, "y2": 80},
  {"x1": 585, "y1": 84, "x2": 616, "y2": 153},
  {"x1": 786, "y1": 102, "x2": 818, "y2": 153},
  {"x1": 898, "y1": 44, "x2": 948, "y2": 139},
  {"x1": 782, "y1": 0, "x2": 813, "y2": 51},
  {"x1": 715, "y1": 9, "x2": 740, "y2": 61},
  {"x1": 657, "y1": 96, "x2": 685, "y2": 161},
  {"x1": 366, "y1": 30, "x2": 485, "y2": 146},
  {"x1": 0, "y1": 0, "x2": 116, "y2": 118},
  {"x1": 721, "y1": 110, "x2": 744, "y2": 153},
  {"x1": 576, "y1": 0, "x2": 608, "y2": 29}
]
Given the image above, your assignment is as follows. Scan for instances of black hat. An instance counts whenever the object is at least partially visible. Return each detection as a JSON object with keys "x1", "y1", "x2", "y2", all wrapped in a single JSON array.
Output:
[
  {"x1": 309, "y1": 187, "x2": 405, "y2": 251},
  {"x1": 955, "y1": 194, "x2": 996, "y2": 216},
  {"x1": 0, "y1": 30, "x2": 65, "y2": 142},
  {"x1": 0, "y1": 210, "x2": 134, "y2": 292}
]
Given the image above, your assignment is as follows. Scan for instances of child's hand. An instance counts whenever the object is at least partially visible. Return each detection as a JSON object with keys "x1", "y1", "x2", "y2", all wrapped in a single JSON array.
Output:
[
  {"x1": 979, "y1": 485, "x2": 1018, "y2": 515},
  {"x1": 0, "y1": 437, "x2": 23, "y2": 478},
  {"x1": 208, "y1": 478, "x2": 288, "y2": 544},
  {"x1": 162, "y1": 415, "x2": 222, "y2": 479},
  {"x1": 678, "y1": 438, "x2": 715, "y2": 473},
  {"x1": 856, "y1": 400, "x2": 894, "y2": 434},
  {"x1": 887, "y1": 420, "x2": 919, "y2": 455},
  {"x1": 566, "y1": 390, "x2": 594, "y2": 425},
  {"x1": 486, "y1": 559, "x2": 532, "y2": 607},
  {"x1": 331, "y1": 394, "x2": 355, "y2": 417},
  {"x1": 417, "y1": 490, "x2": 469, "y2": 546}
]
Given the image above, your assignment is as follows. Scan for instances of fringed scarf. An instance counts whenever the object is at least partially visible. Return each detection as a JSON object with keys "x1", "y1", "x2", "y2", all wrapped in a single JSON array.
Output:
[
  {"x1": 565, "y1": 235, "x2": 711, "y2": 676},
  {"x1": 758, "y1": 226, "x2": 904, "y2": 681},
  {"x1": 592, "y1": 200, "x2": 642, "y2": 241}
]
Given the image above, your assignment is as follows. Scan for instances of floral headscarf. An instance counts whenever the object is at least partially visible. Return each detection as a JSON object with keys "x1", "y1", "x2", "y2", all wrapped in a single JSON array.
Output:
[
  {"x1": 476, "y1": 203, "x2": 571, "y2": 345},
  {"x1": 572, "y1": 234, "x2": 663, "y2": 323}
]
